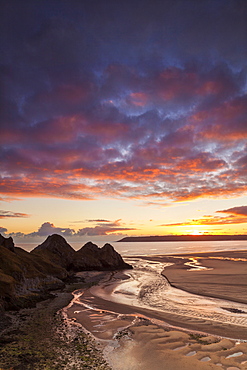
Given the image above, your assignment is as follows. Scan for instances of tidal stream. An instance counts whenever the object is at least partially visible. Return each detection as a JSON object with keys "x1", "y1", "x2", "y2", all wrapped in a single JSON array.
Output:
[{"x1": 90, "y1": 258, "x2": 247, "y2": 331}]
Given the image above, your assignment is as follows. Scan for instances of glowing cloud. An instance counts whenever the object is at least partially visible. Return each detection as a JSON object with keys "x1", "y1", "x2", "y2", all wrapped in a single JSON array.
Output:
[{"x1": 0, "y1": 210, "x2": 29, "y2": 219}]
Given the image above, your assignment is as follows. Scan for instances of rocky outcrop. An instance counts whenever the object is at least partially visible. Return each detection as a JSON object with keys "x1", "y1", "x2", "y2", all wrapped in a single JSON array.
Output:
[
  {"x1": 31, "y1": 234, "x2": 75, "y2": 270},
  {"x1": 72, "y1": 241, "x2": 132, "y2": 271},
  {"x1": 31, "y1": 236, "x2": 132, "y2": 271},
  {"x1": 0, "y1": 234, "x2": 15, "y2": 252},
  {"x1": 0, "y1": 233, "x2": 132, "y2": 310},
  {"x1": 0, "y1": 235, "x2": 69, "y2": 310},
  {"x1": 100, "y1": 243, "x2": 129, "y2": 268}
]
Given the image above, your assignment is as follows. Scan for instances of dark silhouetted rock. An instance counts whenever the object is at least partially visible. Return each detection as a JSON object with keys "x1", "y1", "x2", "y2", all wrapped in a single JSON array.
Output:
[
  {"x1": 32, "y1": 237, "x2": 132, "y2": 272},
  {"x1": 0, "y1": 234, "x2": 68, "y2": 310},
  {"x1": 72, "y1": 241, "x2": 104, "y2": 270},
  {"x1": 100, "y1": 243, "x2": 131, "y2": 269},
  {"x1": 31, "y1": 234, "x2": 75, "y2": 270},
  {"x1": 72, "y1": 241, "x2": 132, "y2": 271},
  {"x1": 0, "y1": 233, "x2": 132, "y2": 311},
  {"x1": 0, "y1": 234, "x2": 15, "y2": 252}
]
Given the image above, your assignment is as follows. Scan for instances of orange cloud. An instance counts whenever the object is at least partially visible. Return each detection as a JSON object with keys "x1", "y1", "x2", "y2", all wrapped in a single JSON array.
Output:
[
  {"x1": 162, "y1": 207, "x2": 247, "y2": 227},
  {"x1": 129, "y1": 92, "x2": 148, "y2": 106},
  {"x1": 194, "y1": 96, "x2": 247, "y2": 141}
]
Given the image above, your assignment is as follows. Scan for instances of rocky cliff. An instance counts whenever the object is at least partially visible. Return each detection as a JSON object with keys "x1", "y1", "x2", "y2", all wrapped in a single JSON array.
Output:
[
  {"x1": 0, "y1": 236, "x2": 68, "y2": 310},
  {"x1": 73, "y1": 241, "x2": 132, "y2": 271},
  {"x1": 0, "y1": 234, "x2": 15, "y2": 252},
  {"x1": 31, "y1": 234, "x2": 75, "y2": 270},
  {"x1": 0, "y1": 234, "x2": 132, "y2": 310},
  {"x1": 31, "y1": 235, "x2": 132, "y2": 271}
]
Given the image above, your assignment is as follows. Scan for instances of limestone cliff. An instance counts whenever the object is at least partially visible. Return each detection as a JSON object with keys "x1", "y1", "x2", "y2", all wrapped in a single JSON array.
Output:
[
  {"x1": 73, "y1": 242, "x2": 132, "y2": 271},
  {"x1": 0, "y1": 235, "x2": 68, "y2": 310},
  {"x1": 31, "y1": 234, "x2": 75, "y2": 270},
  {"x1": 31, "y1": 236, "x2": 132, "y2": 271},
  {"x1": 0, "y1": 234, "x2": 132, "y2": 310}
]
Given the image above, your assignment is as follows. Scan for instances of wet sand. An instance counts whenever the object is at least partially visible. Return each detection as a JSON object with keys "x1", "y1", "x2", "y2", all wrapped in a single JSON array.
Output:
[
  {"x1": 65, "y1": 250, "x2": 247, "y2": 369},
  {"x1": 156, "y1": 250, "x2": 247, "y2": 304}
]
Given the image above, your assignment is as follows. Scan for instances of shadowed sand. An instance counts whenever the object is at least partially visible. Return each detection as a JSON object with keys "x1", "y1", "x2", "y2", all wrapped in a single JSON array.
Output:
[{"x1": 64, "y1": 250, "x2": 247, "y2": 369}]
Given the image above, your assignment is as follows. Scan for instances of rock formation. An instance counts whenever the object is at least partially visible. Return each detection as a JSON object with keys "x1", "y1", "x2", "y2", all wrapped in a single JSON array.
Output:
[
  {"x1": 0, "y1": 234, "x2": 15, "y2": 252},
  {"x1": 31, "y1": 234, "x2": 75, "y2": 270},
  {"x1": 73, "y1": 241, "x2": 132, "y2": 271},
  {"x1": 0, "y1": 233, "x2": 132, "y2": 310},
  {"x1": 31, "y1": 236, "x2": 132, "y2": 271},
  {"x1": 0, "y1": 244, "x2": 67, "y2": 310}
]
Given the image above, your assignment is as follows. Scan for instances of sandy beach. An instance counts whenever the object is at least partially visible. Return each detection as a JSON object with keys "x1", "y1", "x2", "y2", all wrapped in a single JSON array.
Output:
[
  {"x1": 65, "y1": 250, "x2": 247, "y2": 370},
  {"x1": 152, "y1": 250, "x2": 247, "y2": 305}
]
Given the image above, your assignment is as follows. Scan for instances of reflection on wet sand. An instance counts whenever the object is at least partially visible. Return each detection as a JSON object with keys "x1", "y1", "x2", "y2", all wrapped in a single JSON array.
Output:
[
  {"x1": 64, "y1": 252, "x2": 247, "y2": 369},
  {"x1": 89, "y1": 259, "x2": 247, "y2": 334}
]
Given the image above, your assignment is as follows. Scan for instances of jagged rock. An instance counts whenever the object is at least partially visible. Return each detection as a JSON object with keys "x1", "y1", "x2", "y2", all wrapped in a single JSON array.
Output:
[
  {"x1": 0, "y1": 234, "x2": 68, "y2": 310},
  {"x1": 0, "y1": 234, "x2": 15, "y2": 252},
  {"x1": 15, "y1": 246, "x2": 69, "y2": 281},
  {"x1": 31, "y1": 234, "x2": 75, "y2": 269},
  {"x1": 72, "y1": 241, "x2": 132, "y2": 271},
  {"x1": 0, "y1": 233, "x2": 132, "y2": 311},
  {"x1": 100, "y1": 243, "x2": 128, "y2": 268},
  {"x1": 72, "y1": 241, "x2": 104, "y2": 270},
  {"x1": 32, "y1": 237, "x2": 132, "y2": 272}
]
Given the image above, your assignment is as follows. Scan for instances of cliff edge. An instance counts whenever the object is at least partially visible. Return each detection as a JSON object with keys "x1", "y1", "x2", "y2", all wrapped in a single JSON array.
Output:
[{"x1": 0, "y1": 234, "x2": 132, "y2": 310}]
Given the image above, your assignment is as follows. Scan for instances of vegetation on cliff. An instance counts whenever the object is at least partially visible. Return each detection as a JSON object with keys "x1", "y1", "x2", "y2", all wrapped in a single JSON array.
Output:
[{"x1": 0, "y1": 233, "x2": 132, "y2": 311}]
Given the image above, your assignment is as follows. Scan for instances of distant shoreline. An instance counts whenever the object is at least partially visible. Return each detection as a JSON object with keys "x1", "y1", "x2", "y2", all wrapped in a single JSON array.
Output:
[{"x1": 118, "y1": 234, "x2": 247, "y2": 242}]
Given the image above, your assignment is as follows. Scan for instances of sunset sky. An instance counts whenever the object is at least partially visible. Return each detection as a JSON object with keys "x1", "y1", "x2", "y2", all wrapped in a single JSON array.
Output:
[{"x1": 1, "y1": 0, "x2": 247, "y2": 244}]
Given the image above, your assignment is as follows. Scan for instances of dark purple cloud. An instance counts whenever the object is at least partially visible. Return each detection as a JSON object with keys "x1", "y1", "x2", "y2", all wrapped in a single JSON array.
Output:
[{"x1": 0, "y1": 0, "x2": 246, "y2": 203}]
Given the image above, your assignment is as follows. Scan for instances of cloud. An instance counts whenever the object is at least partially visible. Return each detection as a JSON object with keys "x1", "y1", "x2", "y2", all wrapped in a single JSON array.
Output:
[
  {"x1": 162, "y1": 205, "x2": 247, "y2": 227},
  {"x1": 77, "y1": 219, "x2": 136, "y2": 236},
  {"x1": 0, "y1": 1, "x2": 247, "y2": 204},
  {"x1": 163, "y1": 216, "x2": 247, "y2": 226},
  {"x1": 0, "y1": 227, "x2": 8, "y2": 234},
  {"x1": 9, "y1": 231, "x2": 26, "y2": 238},
  {"x1": 0, "y1": 210, "x2": 29, "y2": 218},
  {"x1": 76, "y1": 226, "x2": 134, "y2": 236},
  {"x1": 142, "y1": 201, "x2": 170, "y2": 208},
  {"x1": 86, "y1": 219, "x2": 112, "y2": 223},
  {"x1": 217, "y1": 206, "x2": 247, "y2": 216},
  {"x1": 70, "y1": 219, "x2": 111, "y2": 224},
  {"x1": 28, "y1": 222, "x2": 75, "y2": 237},
  {"x1": 4, "y1": 220, "x2": 136, "y2": 239}
]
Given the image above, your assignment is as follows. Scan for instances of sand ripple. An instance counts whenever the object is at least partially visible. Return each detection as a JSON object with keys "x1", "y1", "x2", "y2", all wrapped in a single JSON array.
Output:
[{"x1": 90, "y1": 259, "x2": 247, "y2": 333}]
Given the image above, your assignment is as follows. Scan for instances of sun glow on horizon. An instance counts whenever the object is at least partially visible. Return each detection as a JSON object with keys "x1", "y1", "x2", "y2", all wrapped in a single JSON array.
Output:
[{"x1": 189, "y1": 229, "x2": 205, "y2": 235}]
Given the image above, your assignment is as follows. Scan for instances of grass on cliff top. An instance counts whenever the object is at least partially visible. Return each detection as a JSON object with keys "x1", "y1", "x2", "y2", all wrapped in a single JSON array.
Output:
[
  {"x1": 15, "y1": 247, "x2": 68, "y2": 280},
  {"x1": 0, "y1": 247, "x2": 24, "y2": 278},
  {"x1": 0, "y1": 271, "x2": 15, "y2": 297},
  {"x1": 0, "y1": 245, "x2": 70, "y2": 310}
]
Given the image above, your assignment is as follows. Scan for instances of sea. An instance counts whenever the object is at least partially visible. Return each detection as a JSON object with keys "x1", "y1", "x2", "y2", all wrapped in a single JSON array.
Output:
[{"x1": 18, "y1": 239, "x2": 247, "y2": 255}]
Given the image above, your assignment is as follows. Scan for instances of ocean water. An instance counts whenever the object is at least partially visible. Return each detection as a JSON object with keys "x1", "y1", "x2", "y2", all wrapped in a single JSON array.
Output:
[
  {"x1": 112, "y1": 240, "x2": 247, "y2": 256},
  {"x1": 18, "y1": 239, "x2": 247, "y2": 255}
]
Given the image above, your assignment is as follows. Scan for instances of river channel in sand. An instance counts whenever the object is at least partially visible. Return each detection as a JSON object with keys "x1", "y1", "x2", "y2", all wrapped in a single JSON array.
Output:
[{"x1": 64, "y1": 250, "x2": 247, "y2": 369}]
